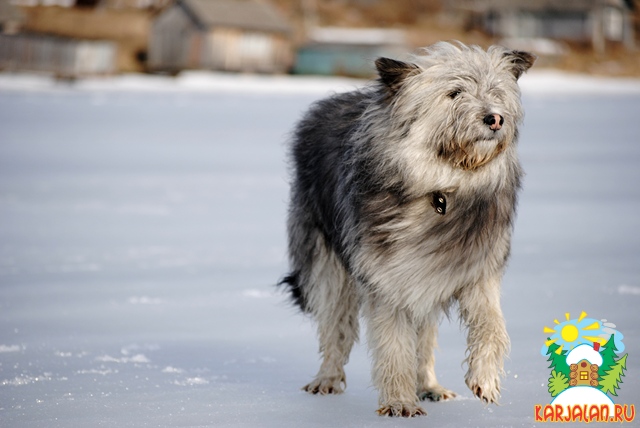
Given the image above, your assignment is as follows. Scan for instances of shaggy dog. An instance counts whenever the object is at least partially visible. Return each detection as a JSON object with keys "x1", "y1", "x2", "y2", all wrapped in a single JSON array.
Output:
[{"x1": 280, "y1": 42, "x2": 535, "y2": 417}]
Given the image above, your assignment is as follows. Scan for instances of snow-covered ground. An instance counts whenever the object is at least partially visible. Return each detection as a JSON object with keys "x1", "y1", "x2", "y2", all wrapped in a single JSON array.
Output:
[{"x1": 0, "y1": 70, "x2": 639, "y2": 427}]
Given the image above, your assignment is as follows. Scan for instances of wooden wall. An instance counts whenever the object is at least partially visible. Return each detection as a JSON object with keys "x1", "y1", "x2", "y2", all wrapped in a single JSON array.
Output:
[
  {"x1": 20, "y1": 6, "x2": 149, "y2": 72},
  {"x1": 148, "y1": 5, "x2": 292, "y2": 74},
  {"x1": 0, "y1": 33, "x2": 116, "y2": 77}
]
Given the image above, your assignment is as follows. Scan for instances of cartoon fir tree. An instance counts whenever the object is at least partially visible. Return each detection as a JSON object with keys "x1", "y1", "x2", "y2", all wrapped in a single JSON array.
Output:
[
  {"x1": 599, "y1": 353, "x2": 628, "y2": 396},
  {"x1": 546, "y1": 340, "x2": 570, "y2": 378},
  {"x1": 598, "y1": 334, "x2": 618, "y2": 379},
  {"x1": 548, "y1": 370, "x2": 569, "y2": 397}
]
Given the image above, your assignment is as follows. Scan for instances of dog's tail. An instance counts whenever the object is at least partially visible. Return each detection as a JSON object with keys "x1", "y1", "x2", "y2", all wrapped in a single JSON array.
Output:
[{"x1": 278, "y1": 271, "x2": 309, "y2": 313}]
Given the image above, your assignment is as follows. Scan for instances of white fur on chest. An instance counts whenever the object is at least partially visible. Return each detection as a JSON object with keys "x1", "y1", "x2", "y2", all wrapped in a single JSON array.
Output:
[{"x1": 352, "y1": 153, "x2": 516, "y2": 321}]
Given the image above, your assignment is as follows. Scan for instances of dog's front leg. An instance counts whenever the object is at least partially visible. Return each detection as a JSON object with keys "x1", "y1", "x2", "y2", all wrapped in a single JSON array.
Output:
[
  {"x1": 365, "y1": 298, "x2": 425, "y2": 417},
  {"x1": 416, "y1": 322, "x2": 456, "y2": 402},
  {"x1": 457, "y1": 277, "x2": 510, "y2": 404}
]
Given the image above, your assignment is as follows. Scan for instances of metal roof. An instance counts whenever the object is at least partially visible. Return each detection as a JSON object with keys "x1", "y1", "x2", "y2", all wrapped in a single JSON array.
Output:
[
  {"x1": 453, "y1": 0, "x2": 632, "y2": 13},
  {"x1": 180, "y1": 0, "x2": 291, "y2": 34}
]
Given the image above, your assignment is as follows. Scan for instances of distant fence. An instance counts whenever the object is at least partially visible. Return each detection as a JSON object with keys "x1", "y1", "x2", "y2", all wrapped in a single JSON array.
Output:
[{"x1": 0, "y1": 33, "x2": 116, "y2": 77}]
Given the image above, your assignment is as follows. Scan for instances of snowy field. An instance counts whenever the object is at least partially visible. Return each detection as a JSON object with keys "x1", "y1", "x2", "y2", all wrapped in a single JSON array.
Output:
[{"x1": 1, "y1": 70, "x2": 639, "y2": 427}]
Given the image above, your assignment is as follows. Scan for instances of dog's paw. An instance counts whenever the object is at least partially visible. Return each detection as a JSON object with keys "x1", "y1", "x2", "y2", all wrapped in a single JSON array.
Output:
[
  {"x1": 417, "y1": 385, "x2": 456, "y2": 402},
  {"x1": 376, "y1": 402, "x2": 426, "y2": 417},
  {"x1": 302, "y1": 376, "x2": 345, "y2": 395},
  {"x1": 465, "y1": 364, "x2": 502, "y2": 404},
  {"x1": 466, "y1": 378, "x2": 500, "y2": 404}
]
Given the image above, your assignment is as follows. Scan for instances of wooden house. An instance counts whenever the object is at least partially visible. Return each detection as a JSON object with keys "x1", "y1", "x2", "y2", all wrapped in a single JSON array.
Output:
[
  {"x1": 294, "y1": 27, "x2": 409, "y2": 77},
  {"x1": 452, "y1": 0, "x2": 635, "y2": 53},
  {"x1": 7, "y1": 3, "x2": 150, "y2": 73},
  {"x1": 0, "y1": 33, "x2": 116, "y2": 77},
  {"x1": 566, "y1": 343, "x2": 602, "y2": 388},
  {"x1": 569, "y1": 359, "x2": 599, "y2": 387},
  {"x1": 148, "y1": 0, "x2": 293, "y2": 74},
  {"x1": 0, "y1": 0, "x2": 25, "y2": 35}
]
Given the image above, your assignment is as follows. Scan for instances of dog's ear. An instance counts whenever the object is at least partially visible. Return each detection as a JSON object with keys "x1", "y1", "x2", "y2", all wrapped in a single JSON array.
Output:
[
  {"x1": 504, "y1": 50, "x2": 536, "y2": 80},
  {"x1": 375, "y1": 57, "x2": 419, "y2": 95}
]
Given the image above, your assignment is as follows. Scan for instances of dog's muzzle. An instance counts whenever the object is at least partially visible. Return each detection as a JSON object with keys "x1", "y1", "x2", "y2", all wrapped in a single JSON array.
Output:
[{"x1": 484, "y1": 114, "x2": 504, "y2": 131}]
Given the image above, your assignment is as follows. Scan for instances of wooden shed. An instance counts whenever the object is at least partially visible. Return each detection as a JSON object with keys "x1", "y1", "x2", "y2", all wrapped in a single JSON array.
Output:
[
  {"x1": 148, "y1": 0, "x2": 293, "y2": 74},
  {"x1": 453, "y1": 0, "x2": 635, "y2": 53},
  {"x1": 293, "y1": 27, "x2": 409, "y2": 77},
  {"x1": 0, "y1": 0, "x2": 25, "y2": 35},
  {"x1": 0, "y1": 33, "x2": 116, "y2": 77}
]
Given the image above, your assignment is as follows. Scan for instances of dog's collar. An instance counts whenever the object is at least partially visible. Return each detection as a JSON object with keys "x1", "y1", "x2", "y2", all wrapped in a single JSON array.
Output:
[{"x1": 432, "y1": 192, "x2": 446, "y2": 215}]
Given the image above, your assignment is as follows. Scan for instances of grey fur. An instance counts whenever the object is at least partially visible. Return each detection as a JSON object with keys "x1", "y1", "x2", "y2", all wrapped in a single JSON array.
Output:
[{"x1": 280, "y1": 42, "x2": 535, "y2": 417}]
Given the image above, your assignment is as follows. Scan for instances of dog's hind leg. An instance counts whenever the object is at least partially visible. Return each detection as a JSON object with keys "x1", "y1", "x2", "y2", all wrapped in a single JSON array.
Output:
[
  {"x1": 416, "y1": 322, "x2": 456, "y2": 402},
  {"x1": 303, "y1": 236, "x2": 359, "y2": 395}
]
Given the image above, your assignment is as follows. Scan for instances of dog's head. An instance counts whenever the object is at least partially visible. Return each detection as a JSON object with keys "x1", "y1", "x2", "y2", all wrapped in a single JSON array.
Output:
[{"x1": 375, "y1": 42, "x2": 535, "y2": 172}]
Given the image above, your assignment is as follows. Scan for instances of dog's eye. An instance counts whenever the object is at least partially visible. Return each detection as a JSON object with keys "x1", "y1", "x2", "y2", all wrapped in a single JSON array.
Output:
[{"x1": 448, "y1": 90, "x2": 462, "y2": 99}]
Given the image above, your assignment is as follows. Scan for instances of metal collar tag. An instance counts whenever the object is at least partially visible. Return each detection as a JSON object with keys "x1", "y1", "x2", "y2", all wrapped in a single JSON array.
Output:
[{"x1": 432, "y1": 192, "x2": 446, "y2": 215}]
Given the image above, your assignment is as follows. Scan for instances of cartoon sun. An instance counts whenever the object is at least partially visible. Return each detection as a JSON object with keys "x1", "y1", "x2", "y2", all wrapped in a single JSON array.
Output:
[{"x1": 542, "y1": 311, "x2": 606, "y2": 355}]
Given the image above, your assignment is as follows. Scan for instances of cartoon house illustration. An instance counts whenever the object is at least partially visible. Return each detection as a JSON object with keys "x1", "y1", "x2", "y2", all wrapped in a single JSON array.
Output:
[{"x1": 566, "y1": 343, "x2": 602, "y2": 387}]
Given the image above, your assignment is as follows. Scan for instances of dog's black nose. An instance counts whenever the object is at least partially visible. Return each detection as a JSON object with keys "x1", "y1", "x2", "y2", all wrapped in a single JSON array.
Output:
[{"x1": 484, "y1": 114, "x2": 504, "y2": 131}]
